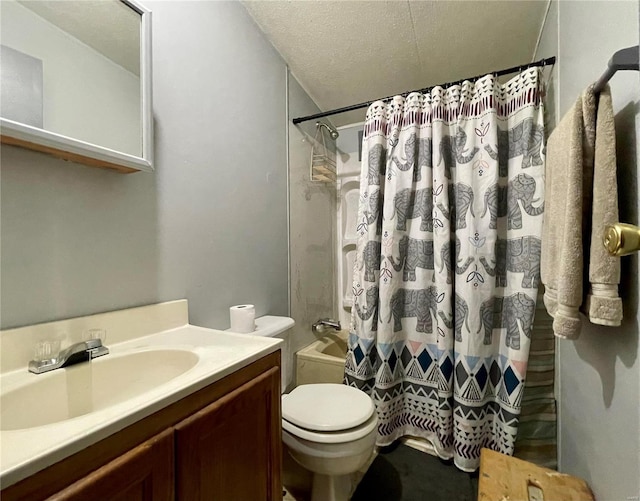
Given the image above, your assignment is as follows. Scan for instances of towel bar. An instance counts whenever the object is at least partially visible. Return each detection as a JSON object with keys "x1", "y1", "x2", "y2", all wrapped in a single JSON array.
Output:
[
  {"x1": 603, "y1": 223, "x2": 640, "y2": 256},
  {"x1": 593, "y1": 45, "x2": 639, "y2": 93}
]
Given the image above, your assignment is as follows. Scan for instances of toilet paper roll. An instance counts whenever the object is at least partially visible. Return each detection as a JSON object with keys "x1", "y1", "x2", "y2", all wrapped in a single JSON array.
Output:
[{"x1": 229, "y1": 304, "x2": 256, "y2": 333}]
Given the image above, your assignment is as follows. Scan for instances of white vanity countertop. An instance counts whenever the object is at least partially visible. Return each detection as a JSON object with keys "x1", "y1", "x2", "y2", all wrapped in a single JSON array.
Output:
[{"x1": 0, "y1": 301, "x2": 282, "y2": 488}]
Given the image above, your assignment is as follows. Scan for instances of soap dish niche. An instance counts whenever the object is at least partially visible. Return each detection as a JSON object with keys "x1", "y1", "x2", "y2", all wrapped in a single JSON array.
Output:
[
  {"x1": 342, "y1": 183, "x2": 361, "y2": 241},
  {"x1": 342, "y1": 246, "x2": 357, "y2": 309},
  {"x1": 342, "y1": 242, "x2": 356, "y2": 253}
]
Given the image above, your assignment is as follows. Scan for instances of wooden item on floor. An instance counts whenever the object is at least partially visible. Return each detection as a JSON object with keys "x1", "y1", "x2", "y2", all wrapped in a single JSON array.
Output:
[{"x1": 477, "y1": 448, "x2": 594, "y2": 501}]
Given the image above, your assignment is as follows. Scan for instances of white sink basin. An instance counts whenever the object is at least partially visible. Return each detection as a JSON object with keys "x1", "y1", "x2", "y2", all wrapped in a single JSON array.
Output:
[
  {"x1": 0, "y1": 349, "x2": 198, "y2": 430},
  {"x1": 0, "y1": 311, "x2": 282, "y2": 489}
]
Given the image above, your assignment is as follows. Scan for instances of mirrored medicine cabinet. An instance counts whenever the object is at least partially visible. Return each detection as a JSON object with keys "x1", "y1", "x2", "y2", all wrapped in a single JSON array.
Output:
[{"x1": 0, "y1": 0, "x2": 153, "y2": 173}]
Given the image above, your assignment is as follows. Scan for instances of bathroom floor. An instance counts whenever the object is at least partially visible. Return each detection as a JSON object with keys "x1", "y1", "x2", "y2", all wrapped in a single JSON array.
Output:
[
  {"x1": 283, "y1": 443, "x2": 479, "y2": 501},
  {"x1": 351, "y1": 443, "x2": 479, "y2": 501}
]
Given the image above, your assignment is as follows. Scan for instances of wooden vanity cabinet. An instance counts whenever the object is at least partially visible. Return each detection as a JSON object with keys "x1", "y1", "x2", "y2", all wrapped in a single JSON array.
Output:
[
  {"x1": 1, "y1": 352, "x2": 282, "y2": 501},
  {"x1": 50, "y1": 429, "x2": 174, "y2": 501},
  {"x1": 175, "y1": 367, "x2": 281, "y2": 500}
]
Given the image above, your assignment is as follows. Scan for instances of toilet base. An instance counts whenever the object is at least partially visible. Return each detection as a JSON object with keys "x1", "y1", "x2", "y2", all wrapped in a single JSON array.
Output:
[{"x1": 311, "y1": 472, "x2": 353, "y2": 501}]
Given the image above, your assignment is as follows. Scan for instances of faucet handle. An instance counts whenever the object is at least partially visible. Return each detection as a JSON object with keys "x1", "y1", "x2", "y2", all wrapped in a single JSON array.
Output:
[
  {"x1": 83, "y1": 337, "x2": 109, "y2": 359},
  {"x1": 33, "y1": 339, "x2": 62, "y2": 362},
  {"x1": 83, "y1": 328, "x2": 107, "y2": 344},
  {"x1": 84, "y1": 338, "x2": 103, "y2": 350}
]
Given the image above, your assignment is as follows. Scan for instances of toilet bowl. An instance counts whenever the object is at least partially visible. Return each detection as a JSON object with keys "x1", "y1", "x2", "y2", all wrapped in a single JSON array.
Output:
[
  {"x1": 227, "y1": 316, "x2": 377, "y2": 501},
  {"x1": 282, "y1": 383, "x2": 377, "y2": 501}
]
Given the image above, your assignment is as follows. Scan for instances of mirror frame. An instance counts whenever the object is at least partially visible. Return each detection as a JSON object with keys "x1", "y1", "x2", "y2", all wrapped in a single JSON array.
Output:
[{"x1": 0, "y1": 0, "x2": 153, "y2": 174}]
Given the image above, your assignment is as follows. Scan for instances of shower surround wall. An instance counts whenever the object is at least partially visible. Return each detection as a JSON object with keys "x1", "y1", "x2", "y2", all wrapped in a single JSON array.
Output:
[
  {"x1": 536, "y1": 1, "x2": 640, "y2": 498},
  {"x1": 287, "y1": 72, "x2": 337, "y2": 360},
  {"x1": 0, "y1": 2, "x2": 318, "y2": 332},
  {"x1": 335, "y1": 124, "x2": 365, "y2": 329}
]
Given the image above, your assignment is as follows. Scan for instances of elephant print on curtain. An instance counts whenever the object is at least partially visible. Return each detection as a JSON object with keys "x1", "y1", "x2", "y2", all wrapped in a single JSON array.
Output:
[
  {"x1": 367, "y1": 144, "x2": 387, "y2": 185},
  {"x1": 345, "y1": 67, "x2": 546, "y2": 472},
  {"x1": 438, "y1": 293, "x2": 471, "y2": 341},
  {"x1": 364, "y1": 189, "x2": 383, "y2": 235},
  {"x1": 439, "y1": 127, "x2": 480, "y2": 168},
  {"x1": 392, "y1": 133, "x2": 432, "y2": 182},
  {"x1": 388, "y1": 287, "x2": 441, "y2": 333},
  {"x1": 482, "y1": 173, "x2": 544, "y2": 229},
  {"x1": 392, "y1": 187, "x2": 435, "y2": 232},
  {"x1": 388, "y1": 236, "x2": 435, "y2": 281},
  {"x1": 359, "y1": 240, "x2": 381, "y2": 282},
  {"x1": 480, "y1": 236, "x2": 542, "y2": 288},
  {"x1": 355, "y1": 285, "x2": 380, "y2": 330},
  {"x1": 438, "y1": 183, "x2": 475, "y2": 229},
  {"x1": 478, "y1": 293, "x2": 537, "y2": 349},
  {"x1": 484, "y1": 117, "x2": 545, "y2": 172},
  {"x1": 439, "y1": 237, "x2": 474, "y2": 283}
]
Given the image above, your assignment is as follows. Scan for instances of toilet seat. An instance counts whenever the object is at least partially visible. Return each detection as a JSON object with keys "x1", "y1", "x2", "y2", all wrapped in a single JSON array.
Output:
[
  {"x1": 282, "y1": 384, "x2": 377, "y2": 444},
  {"x1": 282, "y1": 384, "x2": 375, "y2": 431},
  {"x1": 283, "y1": 412, "x2": 378, "y2": 444}
]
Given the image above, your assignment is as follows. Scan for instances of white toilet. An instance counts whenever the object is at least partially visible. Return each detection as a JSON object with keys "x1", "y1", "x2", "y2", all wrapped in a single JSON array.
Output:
[{"x1": 228, "y1": 316, "x2": 377, "y2": 501}]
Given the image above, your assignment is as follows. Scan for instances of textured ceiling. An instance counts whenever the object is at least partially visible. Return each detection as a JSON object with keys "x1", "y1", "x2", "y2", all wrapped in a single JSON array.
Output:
[
  {"x1": 243, "y1": 1, "x2": 549, "y2": 126},
  {"x1": 18, "y1": 0, "x2": 140, "y2": 75}
]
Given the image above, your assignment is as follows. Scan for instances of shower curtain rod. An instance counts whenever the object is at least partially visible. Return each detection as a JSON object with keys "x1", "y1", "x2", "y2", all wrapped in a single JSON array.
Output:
[{"x1": 292, "y1": 56, "x2": 556, "y2": 125}]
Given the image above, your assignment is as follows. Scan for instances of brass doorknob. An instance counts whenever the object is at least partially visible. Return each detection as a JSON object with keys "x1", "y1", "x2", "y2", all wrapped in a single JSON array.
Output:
[{"x1": 603, "y1": 223, "x2": 640, "y2": 257}]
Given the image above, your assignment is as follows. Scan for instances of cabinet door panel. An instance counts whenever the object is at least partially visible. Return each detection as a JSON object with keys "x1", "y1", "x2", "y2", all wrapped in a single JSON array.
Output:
[
  {"x1": 49, "y1": 428, "x2": 174, "y2": 501},
  {"x1": 175, "y1": 367, "x2": 282, "y2": 501}
]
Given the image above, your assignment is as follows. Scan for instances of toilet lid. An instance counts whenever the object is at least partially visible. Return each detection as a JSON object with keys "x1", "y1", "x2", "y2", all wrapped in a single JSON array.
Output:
[{"x1": 282, "y1": 384, "x2": 375, "y2": 432}]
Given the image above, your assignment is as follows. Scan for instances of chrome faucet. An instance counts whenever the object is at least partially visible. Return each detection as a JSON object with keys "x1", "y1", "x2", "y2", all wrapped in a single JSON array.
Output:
[
  {"x1": 28, "y1": 339, "x2": 109, "y2": 374},
  {"x1": 312, "y1": 318, "x2": 342, "y2": 333}
]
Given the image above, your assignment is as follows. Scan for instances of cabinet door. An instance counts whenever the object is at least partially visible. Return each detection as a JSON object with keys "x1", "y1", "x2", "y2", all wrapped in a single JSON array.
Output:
[
  {"x1": 175, "y1": 367, "x2": 282, "y2": 501},
  {"x1": 49, "y1": 428, "x2": 174, "y2": 501}
]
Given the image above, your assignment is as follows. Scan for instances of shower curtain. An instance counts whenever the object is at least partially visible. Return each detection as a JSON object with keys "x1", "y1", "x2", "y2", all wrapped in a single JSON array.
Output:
[{"x1": 345, "y1": 68, "x2": 545, "y2": 471}]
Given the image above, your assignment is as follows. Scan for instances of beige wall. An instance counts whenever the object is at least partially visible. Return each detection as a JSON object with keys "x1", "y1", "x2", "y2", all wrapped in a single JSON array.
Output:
[{"x1": 536, "y1": 2, "x2": 640, "y2": 499}]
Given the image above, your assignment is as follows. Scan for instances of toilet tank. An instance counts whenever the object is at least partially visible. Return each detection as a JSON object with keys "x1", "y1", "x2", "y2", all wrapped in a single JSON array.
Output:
[{"x1": 227, "y1": 315, "x2": 294, "y2": 393}]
